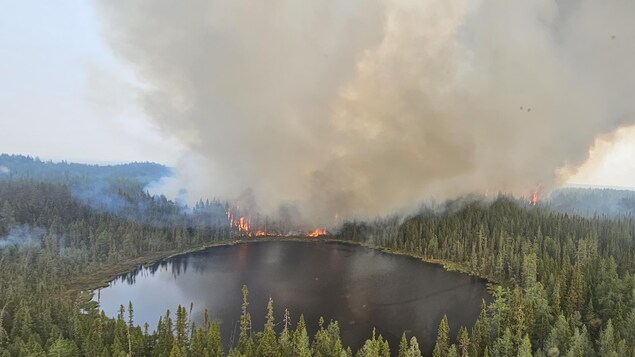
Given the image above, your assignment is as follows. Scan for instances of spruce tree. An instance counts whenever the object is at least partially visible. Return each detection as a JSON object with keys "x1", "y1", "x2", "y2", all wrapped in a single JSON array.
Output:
[
  {"x1": 433, "y1": 315, "x2": 450, "y2": 357},
  {"x1": 408, "y1": 336, "x2": 422, "y2": 357},
  {"x1": 448, "y1": 345, "x2": 459, "y2": 357},
  {"x1": 238, "y1": 285, "x2": 254, "y2": 356},
  {"x1": 257, "y1": 297, "x2": 280, "y2": 357},
  {"x1": 598, "y1": 319, "x2": 617, "y2": 357},
  {"x1": 457, "y1": 327, "x2": 470, "y2": 357},
  {"x1": 208, "y1": 323, "x2": 223, "y2": 357},
  {"x1": 471, "y1": 300, "x2": 490, "y2": 357},
  {"x1": 175, "y1": 305, "x2": 189, "y2": 353},
  {"x1": 398, "y1": 333, "x2": 408, "y2": 357},
  {"x1": 517, "y1": 335, "x2": 532, "y2": 357},
  {"x1": 279, "y1": 309, "x2": 292, "y2": 357},
  {"x1": 292, "y1": 315, "x2": 310, "y2": 357}
]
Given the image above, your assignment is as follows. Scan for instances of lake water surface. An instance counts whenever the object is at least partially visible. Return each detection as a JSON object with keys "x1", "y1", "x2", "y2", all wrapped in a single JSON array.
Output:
[{"x1": 96, "y1": 241, "x2": 490, "y2": 353}]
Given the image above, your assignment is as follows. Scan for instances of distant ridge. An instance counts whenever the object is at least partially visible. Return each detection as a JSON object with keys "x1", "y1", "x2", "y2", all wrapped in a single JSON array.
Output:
[
  {"x1": 548, "y1": 186, "x2": 635, "y2": 218},
  {"x1": 563, "y1": 182, "x2": 635, "y2": 191},
  {"x1": 0, "y1": 153, "x2": 171, "y2": 184}
]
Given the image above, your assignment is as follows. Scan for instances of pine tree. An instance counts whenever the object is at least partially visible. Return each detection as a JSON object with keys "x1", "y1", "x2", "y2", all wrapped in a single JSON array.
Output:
[
  {"x1": 257, "y1": 297, "x2": 280, "y2": 357},
  {"x1": 312, "y1": 317, "x2": 331, "y2": 357},
  {"x1": 357, "y1": 329, "x2": 380, "y2": 357},
  {"x1": 175, "y1": 305, "x2": 189, "y2": 353},
  {"x1": 491, "y1": 328, "x2": 513, "y2": 357},
  {"x1": 598, "y1": 319, "x2": 618, "y2": 357},
  {"x1": 47, "y1": 337, "x2": 79, "y2": 357},
  {"x1": 433, "y1": 315, "x2": 450, "y2": 357},
  {"x1": 471, "y1": 300, "x2": 490, "y2": 357},
  {"x1": 512, "y1": 290, "x2": 527, "y2": 347},
  {"x1": 448, "y1": 345, "x2": 459, "y2": 357},
  {"x1": 457, "y1": 327, "x2": 470, "y2": 357},
  {"x1": 292, "y1": 315, "x2": 310, "y2": 357},
  {"x1": 566, "y1": 264, "x2": 585, "y2": 315},
  {"x1": 169, "y1": 344, "x2": 184, "y2": 357},
  {"x1": 544, "y1": 314, "x2": 570, "y2": 356},
  {"x1": 239, "y1": 285, "x2": 254, "y2": 356},
  {"x1": 127, "y1": 302, "x2": 135, "y2": 357},
  {"x1": 154, "y1": 311, "x2": 175, "y2": 357},
  {"x1": 522, "y1": 251, "x2": 537, "y2": 289},
  {"x1": 566, "y1": 327, "x2": 591, "y2": 357},
  {"x1": 83, "y1": 314, "x2": 104, "y2": 357},
  {"x1": 378, "y1": 335, "x2": 390, "y2": 357},
  {"x1": 190, "y1": 327, "x2": 207, "y2": 357},
  {"x1": 398, "y1": 333, "x2": 408, "y2": 357},
  {"x1": 207, "y1": 323, "x2": 223, "y2": 357},
  {"x1": 407, "y1": 336, "x2": 422, "y2": 357},
  {"x1": 279, "y1": 310, "x2": 292, "y2": 357},
  {"x1": 516, "y1": 335, "x2": 532, "y2": 357}
]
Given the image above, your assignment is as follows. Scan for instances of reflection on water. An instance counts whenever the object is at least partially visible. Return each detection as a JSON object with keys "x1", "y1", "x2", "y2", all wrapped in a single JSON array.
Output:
[{"x1": 96, "y1": 241, "x2": 490, "y2": 354}]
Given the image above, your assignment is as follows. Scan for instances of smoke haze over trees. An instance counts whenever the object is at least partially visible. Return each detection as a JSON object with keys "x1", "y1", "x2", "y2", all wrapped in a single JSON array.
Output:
[{"x1": 1, "y1": 158, "x2": 635, "y2": 355}]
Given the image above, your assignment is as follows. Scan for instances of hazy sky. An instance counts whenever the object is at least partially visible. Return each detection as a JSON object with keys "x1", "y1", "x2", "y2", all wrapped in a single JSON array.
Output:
[
  {"x1": 0, "y1": 0, "x2": 184, "y2": 164},
  {"x1": 0, "y1": 1, "x2": 633, "y2": 188}
]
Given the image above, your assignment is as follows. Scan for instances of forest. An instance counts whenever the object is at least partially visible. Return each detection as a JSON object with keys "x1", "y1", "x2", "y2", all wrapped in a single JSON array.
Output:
[{"x1": 1, "y1": 155, "x2": 635, "y2": 356}]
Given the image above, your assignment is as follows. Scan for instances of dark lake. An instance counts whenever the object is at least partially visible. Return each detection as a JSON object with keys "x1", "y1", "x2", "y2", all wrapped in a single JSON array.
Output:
[{"x1": 96, "y1": 241, "x2": 490, "y2": 354}]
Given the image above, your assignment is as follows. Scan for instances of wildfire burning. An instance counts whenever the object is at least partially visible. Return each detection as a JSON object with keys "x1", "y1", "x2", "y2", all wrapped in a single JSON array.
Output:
[
  {"x1": 226, "y1": 208, "x2": 327, "y2": 237},
  {"x1": 308, "y1": 229, "x2": 329, "y2": 237},
  {"x1": 226, "y1": 208, "x2": 251, "y2": 233},
  {"x1": 529, "y1": 185, "x2": 542, "y2": 206}
]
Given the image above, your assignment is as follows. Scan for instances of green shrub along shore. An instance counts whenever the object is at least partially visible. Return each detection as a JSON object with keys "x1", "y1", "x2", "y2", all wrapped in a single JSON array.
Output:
[{"x1": 1, "y1": 173, "x2": 635, "y2": 356}]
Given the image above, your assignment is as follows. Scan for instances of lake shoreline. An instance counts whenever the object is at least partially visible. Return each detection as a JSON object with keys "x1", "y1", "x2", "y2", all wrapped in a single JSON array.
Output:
[
  {"x1": 73, "y1": 236, "x2": 497, "y2": 299},
  {"x1": 95, "y1": 238, "x2": 493, "y2": 355}
]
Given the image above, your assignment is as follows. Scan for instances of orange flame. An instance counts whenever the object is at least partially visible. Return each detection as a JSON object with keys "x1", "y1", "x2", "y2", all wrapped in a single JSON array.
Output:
[
  {"x1": 227, "y1": 208, "x2": 251, "y2": 235},
  {"x1": 529, "y1": 185, "x2": 542, "y2": 206},
  {"x1": 228, "y1": 207, "x2": 330, "y2": 238},
  {"x1": 237, "y1": 216, "x2": 249, "y2": 232},
  {"x1": 308, "y1": 229, "x2": 328, "y2": 237}
]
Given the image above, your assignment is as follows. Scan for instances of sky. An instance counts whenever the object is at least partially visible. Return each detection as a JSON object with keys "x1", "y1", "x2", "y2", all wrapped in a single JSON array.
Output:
[
  {"x1": 0, "y1": 1, "x2": 633, "y2": 188},
  {"x1": 0, "y1": 0, "x2": 184, "y2": 164}
]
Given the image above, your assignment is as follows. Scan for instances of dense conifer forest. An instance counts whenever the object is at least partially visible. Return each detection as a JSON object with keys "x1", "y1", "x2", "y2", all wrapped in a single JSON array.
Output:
[{"x1": 1, "y1": 155, "x2": 635, "y2": 356}]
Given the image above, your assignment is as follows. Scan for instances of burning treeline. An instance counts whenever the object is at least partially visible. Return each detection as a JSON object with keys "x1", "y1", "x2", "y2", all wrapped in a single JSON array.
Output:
[
  {"x1": 225, "y1": 207, "x2": 328, "y2": 238},
  {"x1": 529, "y1": 185, "x2": 543, "y2": 206},
  {"x1": 223, "y1": 184, "x2": 547, "y2": 237}
]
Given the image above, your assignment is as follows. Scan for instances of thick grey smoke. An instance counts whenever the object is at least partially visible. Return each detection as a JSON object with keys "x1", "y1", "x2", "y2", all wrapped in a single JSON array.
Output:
[{"x1": 96, "y1": 0, "x2": 635, "y2": 226}]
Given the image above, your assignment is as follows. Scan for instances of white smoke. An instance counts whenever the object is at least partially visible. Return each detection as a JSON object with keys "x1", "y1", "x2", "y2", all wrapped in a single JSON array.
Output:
[
  {"x1": 96, "y1": 0, "x2": 635, "y2": 225},
  {"x1": 0, "y1": 225, "x2": 44, "y2": 249}
]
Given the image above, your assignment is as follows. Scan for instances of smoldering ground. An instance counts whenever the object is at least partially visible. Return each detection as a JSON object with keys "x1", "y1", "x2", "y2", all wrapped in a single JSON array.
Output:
[{"x1": 95, "y1": 0, "x2": 635, "y2": 226}]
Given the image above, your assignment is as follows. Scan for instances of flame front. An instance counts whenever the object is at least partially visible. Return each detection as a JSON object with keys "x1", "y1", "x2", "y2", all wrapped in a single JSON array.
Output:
[
  {"x1": 226, "y1": 208, "x2": 250, "y2": 234},
  {"x1": 228, "y1": 208, "x2": 330, "y2": 238},
  {"x1": 529, "y1": 185, "x2": 542, "y2": 206},
  {"x1": 308, "y1": 229, "x2": 328, "y2": 237},
  {"x1": 237, "y1": 216, "x2": 249, "y2": 233}
]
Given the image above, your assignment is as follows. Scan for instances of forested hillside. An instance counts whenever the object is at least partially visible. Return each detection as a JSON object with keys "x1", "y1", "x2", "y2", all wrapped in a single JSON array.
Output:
[
  {"x1": 1, "y1": 158, "x2": 635, "y2": 356},
  {"x1": 338, "y1": 196, "x2": 635, "y2": 356},
  {"x1": 0, "y1": 154, "x2": 179, "y2": 217},
  {"x1": 547, "y1": 187, "x2": 635, "y2": 218},
  {"x1": 0, "y1": 154, "x2": 170, "y2": 183},
  {"x1": 0, "y1": 176, "x2": 234, "y2": 356}
]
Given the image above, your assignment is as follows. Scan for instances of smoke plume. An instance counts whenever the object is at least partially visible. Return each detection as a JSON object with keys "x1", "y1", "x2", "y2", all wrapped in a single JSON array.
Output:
[
  {"x1": 0, "y1": 225, "x2": 45, "y2": 249},
  {"x1": 95, "y1": 0, "x2": 635, "y2": 226}
]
